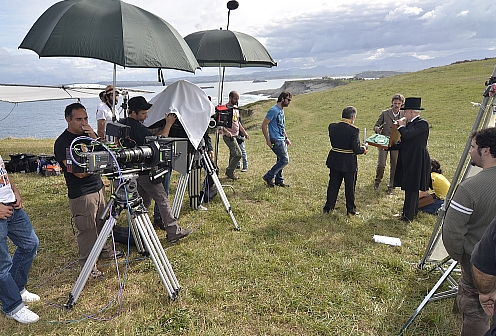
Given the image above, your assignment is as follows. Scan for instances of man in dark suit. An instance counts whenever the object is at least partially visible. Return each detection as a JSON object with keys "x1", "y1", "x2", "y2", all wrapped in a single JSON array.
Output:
[
  {"x1": 392, "y1": 97, "x2": 431, "y2": 222},
  {"x1": 324, "y1": 106, "x2": 368, "y2": 215}
]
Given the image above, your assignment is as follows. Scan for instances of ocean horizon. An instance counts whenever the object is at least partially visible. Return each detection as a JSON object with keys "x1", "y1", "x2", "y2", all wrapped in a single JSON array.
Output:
[{"x1": 0, "y1": 78, "x2": 295, "y2": 139}]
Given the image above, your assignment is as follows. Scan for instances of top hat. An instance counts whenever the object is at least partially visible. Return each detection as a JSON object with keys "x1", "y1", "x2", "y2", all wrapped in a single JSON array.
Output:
[
  {"x1": 400, "y1": 97, "x2": 424, "y2": 110},
  {"x1": 128, "y1": 96, "x2": 152, "y2": 111}
]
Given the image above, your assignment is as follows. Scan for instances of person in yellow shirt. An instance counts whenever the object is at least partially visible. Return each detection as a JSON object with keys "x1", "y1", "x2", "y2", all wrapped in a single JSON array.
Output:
[{"x1": 419, "y1": 158, "x2": 450, "y2": 214}]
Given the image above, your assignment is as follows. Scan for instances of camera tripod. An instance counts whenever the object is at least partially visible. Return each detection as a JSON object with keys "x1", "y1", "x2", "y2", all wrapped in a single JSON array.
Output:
[
  {"x1": 171, "y1": 142, "x2": 240, "y2": 230},
  {"x1": 65, "y1": 173, "x2": 181, "y2": 308}
]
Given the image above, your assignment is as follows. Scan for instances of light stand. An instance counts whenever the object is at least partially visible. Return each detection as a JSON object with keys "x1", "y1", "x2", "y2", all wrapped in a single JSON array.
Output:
[
  {"x1": 218, "y1": 1, "x2": 239, "y2": 105},
  {"x1": 171, "y1": 140, "x2": 240, "y2": 230}
]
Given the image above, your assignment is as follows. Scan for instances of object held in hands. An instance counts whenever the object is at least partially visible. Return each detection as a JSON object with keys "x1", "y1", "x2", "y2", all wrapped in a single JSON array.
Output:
[{"x1": 366, "y1": 124, "x2": 401, "y2": 149}]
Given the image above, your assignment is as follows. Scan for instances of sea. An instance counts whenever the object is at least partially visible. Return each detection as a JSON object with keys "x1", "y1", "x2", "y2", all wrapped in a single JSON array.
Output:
[{"x1": 0, "y1": 78, "x2": 294, "y2": 139}]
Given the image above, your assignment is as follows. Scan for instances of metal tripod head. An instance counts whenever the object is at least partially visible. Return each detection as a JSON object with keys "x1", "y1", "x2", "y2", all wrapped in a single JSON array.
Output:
[{"x1": 99, "y1": 173, "x2": 145, "y2": 221}]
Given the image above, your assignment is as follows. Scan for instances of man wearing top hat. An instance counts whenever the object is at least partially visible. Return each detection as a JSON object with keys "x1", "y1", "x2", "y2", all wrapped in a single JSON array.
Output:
[{"x1": 392, "y1": 97, "x2": 431, "y2": 222}]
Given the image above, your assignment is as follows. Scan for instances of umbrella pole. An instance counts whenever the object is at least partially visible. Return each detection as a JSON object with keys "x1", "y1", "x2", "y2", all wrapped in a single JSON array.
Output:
[
  {"x1": 217, "y1": 66, "x2": 222, "y2": 105},
  {"x1": 112, "y1": 64, "x2": 117, "y2": 121}
]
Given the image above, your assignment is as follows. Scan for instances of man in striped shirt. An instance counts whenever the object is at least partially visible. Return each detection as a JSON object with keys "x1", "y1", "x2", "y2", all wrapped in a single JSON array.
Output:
[{"x1": 443, "y1": 127, "x2": 496, "y2": 336}]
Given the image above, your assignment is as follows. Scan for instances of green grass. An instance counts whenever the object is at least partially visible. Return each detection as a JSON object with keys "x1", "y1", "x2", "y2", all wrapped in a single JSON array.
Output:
[{"x1": 3, "y1": 58, "x2": 496, "y2": 335}]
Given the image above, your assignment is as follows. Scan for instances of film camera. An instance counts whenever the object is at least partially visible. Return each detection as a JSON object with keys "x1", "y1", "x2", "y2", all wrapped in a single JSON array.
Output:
[
  {"x1": 66, "y1": 136, "x2": 187, "y2": 177},
  {"x1": 209, "y1": 105, "x2": 233, "y2": 128}
]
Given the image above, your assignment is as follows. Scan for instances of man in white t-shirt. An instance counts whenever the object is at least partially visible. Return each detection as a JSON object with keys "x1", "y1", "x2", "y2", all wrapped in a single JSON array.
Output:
[
  {"x1": 0, "y1": 156, "x2": 40, "y2": 323},
  {"x1": 96, "y1": 85, "x2": 119, "y2": 139}
]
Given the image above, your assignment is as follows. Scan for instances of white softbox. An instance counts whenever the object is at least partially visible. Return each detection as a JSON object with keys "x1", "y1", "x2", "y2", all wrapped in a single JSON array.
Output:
[{"x1": 144, "y1": 80, "x2": 214, "y2": 150}]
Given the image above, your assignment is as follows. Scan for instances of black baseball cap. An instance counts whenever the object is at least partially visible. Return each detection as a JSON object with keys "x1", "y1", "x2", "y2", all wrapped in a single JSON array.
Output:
[{"x1": 128, "y1": 96, "x2": 152, "y2": 111}]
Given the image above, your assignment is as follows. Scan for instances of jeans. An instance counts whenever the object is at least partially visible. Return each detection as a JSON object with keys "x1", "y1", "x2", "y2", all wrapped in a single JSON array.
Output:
[
  {"x1": 236, "y1": 141, "x2": 248, "y2": 169},
  {"x1": 153, "y1": 170, "x2": 171, "y2": 219},
  {"x1": 264, "y1": 139, "x2": 289, "y2": 185},
  {"x1": 0, "y1": 208, "x2": 39, "y2": 315},
  {"x1": 222, "y1": 135, "x2": 242, "y2": 174}
]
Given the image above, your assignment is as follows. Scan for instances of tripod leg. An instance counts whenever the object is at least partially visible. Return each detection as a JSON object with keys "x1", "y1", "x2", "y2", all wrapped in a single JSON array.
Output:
[
  {"x1": 133, "y1": 213, "x2": 180, "y2": 299},
  {"x1": 172, "y1": 153, "x2": 195, "y2": 219},
  {"x1": 129, "y1": 215, "x2": 146, "y2": 255},
  {"x1": 189, "y1": 160, "x2": 201, "y2": 210},
  {"x1": 172, "y1": 173, "x2": 189, "y2": 219},
  {"x1": 201, "y1": 150, "x2": 240, "y2": 230},
  {"x1": 66, "y1": 216, "x2": 116, "y2": 308}
]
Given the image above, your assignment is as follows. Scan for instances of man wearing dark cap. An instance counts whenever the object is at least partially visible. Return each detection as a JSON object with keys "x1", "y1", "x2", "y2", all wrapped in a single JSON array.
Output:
[
  {"x1": 119, "y1": 96, "x2": 191, "y2": 242},
  {"x1": 391, "y1": 97, "x2": 431, "y2": 222}
]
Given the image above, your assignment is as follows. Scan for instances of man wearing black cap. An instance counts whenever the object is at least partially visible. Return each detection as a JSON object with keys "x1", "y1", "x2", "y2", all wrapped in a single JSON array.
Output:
[
  {"x1": 119, "y1": 96, "x2": 191, "y2": 242},
  {"x1": 392, "y1": 97, "x2": 431, "y2": 222}
]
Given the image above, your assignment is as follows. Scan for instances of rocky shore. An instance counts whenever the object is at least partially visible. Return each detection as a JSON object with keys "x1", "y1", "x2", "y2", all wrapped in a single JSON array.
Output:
[{"x1": 244, "y1": 78, "x2": 352, "y2": 97}]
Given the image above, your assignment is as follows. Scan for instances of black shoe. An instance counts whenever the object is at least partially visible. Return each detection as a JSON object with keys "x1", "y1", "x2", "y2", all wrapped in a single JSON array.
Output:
[
  {"x1": 347, "y1": 210, "x2": 359, "y2": 216},
  {"x1": 275, "y1": 182, "x2": 290, "y2": 187},
  {"x1": 100, "y1": 250, "x2": 124, "y2": 260},
  {"x1": 262, "y1": 176, "x2": 275, "y2": 187},
  {"x1": 154, "y1": 217, "x2": 167, "y2": 230},
  {"x1": 167, "y1": 228, "x2": 192, "y2": 243},
  {"x1": 226, "y1": 171, "x2": 239, "y2": 180},
  {"x1": 398, "y1": 216, "x2": 412, "y2": 222},
  {"x1": 323, "y1": 207, "x2": 334, "y2": 214}
]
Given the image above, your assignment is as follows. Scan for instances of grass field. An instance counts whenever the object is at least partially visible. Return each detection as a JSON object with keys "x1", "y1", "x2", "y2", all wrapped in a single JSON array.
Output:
[{"x1": 2, "y1": 58, "x2": 496, "y2": 335}]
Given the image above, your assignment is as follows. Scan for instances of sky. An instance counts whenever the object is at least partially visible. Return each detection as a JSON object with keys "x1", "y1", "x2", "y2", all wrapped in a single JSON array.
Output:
[{"x1": 0, "y1": 0, "x2": 495, "y2": 85}]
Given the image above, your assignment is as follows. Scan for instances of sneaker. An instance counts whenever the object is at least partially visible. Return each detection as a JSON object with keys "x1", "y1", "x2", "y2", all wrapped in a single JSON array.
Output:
[
  {"x1": 373, "y1": 182, "x2": 380, "y2": 190},
  {"x1": 20, "y1": 289, "x2": 40, "y2": 303},
  {"x1": 386, "y1": 187, "x2": 394, "y2": 195},
  {"x1": 241, "y1": 168, "x2": 247, "y2": 172},
  {"x1": 90, "y1": 269, "x2": 104, "y2": 280},
  {"x1": 6, "y1": 306, "x2": 39, "y2": 324},
  {"x1": 167, "y1": 228, "x2": 192, "y2": 243},
  {"x1": 262, "y1": 175, "x2": 275, "y2": 187}
]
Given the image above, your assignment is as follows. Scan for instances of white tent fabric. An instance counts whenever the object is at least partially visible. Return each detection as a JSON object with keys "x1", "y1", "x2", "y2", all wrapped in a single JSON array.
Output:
[
  {"x1": 0, "y1": 84, "x2": 155, "y2": 103},
  {"x1": 145, "y1": 80, "x2": 214, "y2": 150},
  {"x1": 0, "y1": 84, "x2": 107, "y2": 103}
]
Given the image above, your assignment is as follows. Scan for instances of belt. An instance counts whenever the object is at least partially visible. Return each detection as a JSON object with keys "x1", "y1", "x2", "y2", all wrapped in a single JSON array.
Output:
[
  {"x1": 331, "y1": 147, "x2": 354, "y2": 154},
  {"x1": 1, "y1": 201, "x2": 16, "y2": 206}
]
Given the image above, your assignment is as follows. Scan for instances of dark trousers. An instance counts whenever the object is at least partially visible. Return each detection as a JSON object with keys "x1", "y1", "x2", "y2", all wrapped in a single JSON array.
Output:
[
  {"x1": 403, "y1": 190, "x2": 419, "y2": 220},
  {"x1": 325, "y1": 169, "x2": 356, "y2": 212},
  {"x1": 457, "y1": 253, "x2": 490, "y2": 336}
]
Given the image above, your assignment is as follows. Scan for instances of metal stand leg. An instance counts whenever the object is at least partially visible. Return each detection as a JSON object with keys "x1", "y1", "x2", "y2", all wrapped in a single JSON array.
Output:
[
  {"x1": 66, "y1": 215, "x2": 117, "y2": 308},
  {"x1": 189, "y1": 161, "x2": 201, "y2": 210},
  {"x1": 66, "y1": 174, "x2": 182, "y2": 308},
  {"x1": 200, "y1": 148, "x2": 240, "y2": 231},
  {"x1": 133, "y1": 212, "x2": 181, "y2": 299},
  {"x1": 398, "y1": 261, "x2": 458, "y2": 335}
]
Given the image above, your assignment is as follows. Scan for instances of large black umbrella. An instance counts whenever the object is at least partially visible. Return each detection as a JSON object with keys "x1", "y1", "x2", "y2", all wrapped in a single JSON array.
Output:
[
  {"x1": 19, "y1": 0, "x2": 199, "y2": 71},
  {"x1": 19, "y1": 0, "x2": 199, "y2": 114},
  {"x1": 184, "y1": 29, "x2": 276, "y2": 105},
  {"x1": 184, "y1": 29, "x2": 277, "y2": 68}
]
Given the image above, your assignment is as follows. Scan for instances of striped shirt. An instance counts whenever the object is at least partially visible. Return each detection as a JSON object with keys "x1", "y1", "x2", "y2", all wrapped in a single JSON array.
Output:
[{"x1": 442, "y1": 166, "x2": 496, "y2": 261}]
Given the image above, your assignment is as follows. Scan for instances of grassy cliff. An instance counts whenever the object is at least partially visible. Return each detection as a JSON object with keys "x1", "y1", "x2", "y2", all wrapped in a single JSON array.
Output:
[{"x1": 2, "y1": 58, "x2": 496, "y2": 335}]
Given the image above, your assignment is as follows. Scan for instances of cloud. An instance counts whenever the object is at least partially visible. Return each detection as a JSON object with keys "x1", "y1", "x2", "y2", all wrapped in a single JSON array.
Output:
[
  {"x1": 0, "y1": 0, "x2": 494, "y2": 84},
  {"x1": 385, "y1": 5, "x2": 424, "y2": 22}
]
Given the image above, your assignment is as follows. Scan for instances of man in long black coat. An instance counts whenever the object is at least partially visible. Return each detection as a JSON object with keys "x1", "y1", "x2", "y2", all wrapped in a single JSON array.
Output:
[
  {"x1": 393, "y1": 97, "x2": 431, "y2": 222},
  {"x1": 324, "y1": 106, "x2": 368, "y2": 215}
]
